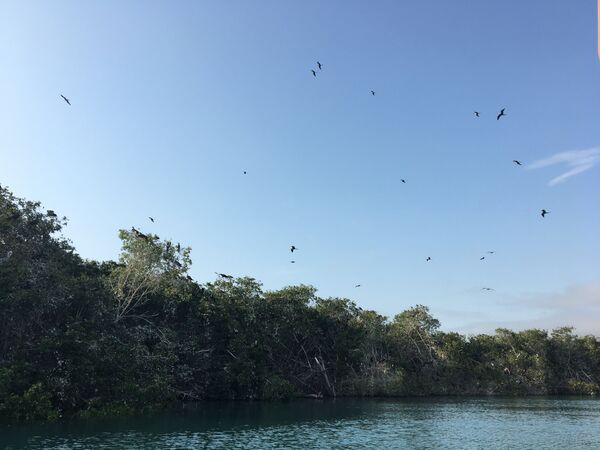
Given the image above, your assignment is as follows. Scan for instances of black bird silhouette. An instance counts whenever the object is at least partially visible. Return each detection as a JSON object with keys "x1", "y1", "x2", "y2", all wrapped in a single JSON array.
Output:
[
  {"x1": 474, "y1": 111, "x2": 480, "y2": 117},
  {"x1": 426, "y1": 257, "x2": 432, "y2": 262},
  {"x1": 215, "y1": 272, "x2": 233, "y2": 279},
  {"x1": 513, "y1": 160, "x2": 522, "y2": 166},
  {"x1": 149, "y1": 217, "x2": 154, "y2": 223},
  {"x1": 401, "y1": 179, "x2": 406, "y2": 184},
  {"x1": 131, "y1": 227, "x2": 148, "y2": 240},
  {"x1": 496, "y1": 108, "x2": 506, "y2": 120},
  {"x1": 541, "y1": 209, "x2": 550, "y2": 218},
  {"x1": 317, "y1": 61, "x2": 322, "y2": 70},
  {"x1": 60, "y1": 95, "x2": 71, "y2": 106},
  {"x1": 290, "y1": 260, "x2": 296, "y2": 264},
  {"x1": 371, "y1": 90, "x2": 375, "y2": 96},
  {"x1": 355, "y1": 284, "x2": 361, "y2": 288},
  {"x1": 311, "y1": 69, "x2": 317, "y2": 77},
  {"x1": 481, "y1": 287, "x2": 495, "y2": 291},
  {"x1": 290, "y1": 245, "x2": 297, "y2": 253},
  {"x1": 47, "y1": 210, "x2": 57, "y2": 218},
  {"x1": 243, "y1": 171, "x2": 247, "y2": 174},
  {"x1": 480, "y1": 256, "x2": 486, "y2": 261},
  {"x1": 487, "y1": 251, "x2": 495, "y2": 254}
]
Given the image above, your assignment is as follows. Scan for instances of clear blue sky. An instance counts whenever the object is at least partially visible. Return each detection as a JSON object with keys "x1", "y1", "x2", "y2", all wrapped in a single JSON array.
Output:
[{"x1": 1, "y1": 0, "x2": 599, "y2": 334}]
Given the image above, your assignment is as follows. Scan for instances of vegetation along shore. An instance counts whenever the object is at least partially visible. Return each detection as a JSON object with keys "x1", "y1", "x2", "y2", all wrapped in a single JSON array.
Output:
[{"x1": 1, "y1": 185, "x2": 598, "y2": 422}]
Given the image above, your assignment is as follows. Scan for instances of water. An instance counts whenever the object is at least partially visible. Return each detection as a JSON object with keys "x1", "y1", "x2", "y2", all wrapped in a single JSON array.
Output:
[{"x1": 1, "y1": 397, "x2": 599, "y2": 449}]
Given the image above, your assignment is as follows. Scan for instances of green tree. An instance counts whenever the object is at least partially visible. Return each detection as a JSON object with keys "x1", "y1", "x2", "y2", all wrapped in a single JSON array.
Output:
[
  {"x1": 2, "y1": 184, "x2": 600, "y2": 422},
  {"x1": 109, "y1": 230, "x2": 191, "y2": 322}
]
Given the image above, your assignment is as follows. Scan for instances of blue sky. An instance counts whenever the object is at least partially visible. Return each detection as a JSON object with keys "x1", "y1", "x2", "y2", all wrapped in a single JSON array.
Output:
[{"x1": 1, "y1": 0, "x2": 599, "y2": 334}]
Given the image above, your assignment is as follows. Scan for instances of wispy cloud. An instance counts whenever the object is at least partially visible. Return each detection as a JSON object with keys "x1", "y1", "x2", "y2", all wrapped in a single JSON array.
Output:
[
  {"x1": 454, "y1": 282, "x2": 600, "y2": 336},
  {"x1": 528, "y1": 147, "x2": 600, "y2": 186}
]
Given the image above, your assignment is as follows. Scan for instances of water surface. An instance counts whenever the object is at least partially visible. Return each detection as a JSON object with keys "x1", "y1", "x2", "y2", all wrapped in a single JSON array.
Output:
[{"x1": 2, "y1": 397, "x2": 599, "y2": 449}]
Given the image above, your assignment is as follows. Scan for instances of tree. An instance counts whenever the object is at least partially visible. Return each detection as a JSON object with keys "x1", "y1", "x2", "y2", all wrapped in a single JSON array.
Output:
[
  {"x1": 389, "y1": 305, "x2": 440, "y2": 370},
  {"x1": 109, "y1": 230, "x2": 191, "y2": 322}
]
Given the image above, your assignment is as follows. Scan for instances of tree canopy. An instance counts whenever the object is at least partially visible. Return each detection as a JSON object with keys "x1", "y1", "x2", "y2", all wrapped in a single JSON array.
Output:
[{"x1": 0, "y1": 185, "x2": 598, "y2": 422}]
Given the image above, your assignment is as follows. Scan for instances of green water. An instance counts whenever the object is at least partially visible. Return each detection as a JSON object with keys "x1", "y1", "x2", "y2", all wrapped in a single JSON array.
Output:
[{"x1": 1, "y1": 398, "x2": 600, "y2": 449}]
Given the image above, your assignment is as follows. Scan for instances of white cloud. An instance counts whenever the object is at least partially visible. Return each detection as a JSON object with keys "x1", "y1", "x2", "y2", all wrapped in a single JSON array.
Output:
[
  {"x1": 523, "y1": 283, "x2": 600, "y2": 309},
  {"x1": 528, "y1": 147, "x2": 600, "y2": 186},
  {"x1": 454, "y1": 282, "x2": 600, "y2": 336}
]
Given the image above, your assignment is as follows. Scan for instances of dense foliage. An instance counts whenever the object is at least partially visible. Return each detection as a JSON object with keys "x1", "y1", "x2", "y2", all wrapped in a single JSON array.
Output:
[{"x1": 1, "y1": 185, "x2": 599, "y2": 422}]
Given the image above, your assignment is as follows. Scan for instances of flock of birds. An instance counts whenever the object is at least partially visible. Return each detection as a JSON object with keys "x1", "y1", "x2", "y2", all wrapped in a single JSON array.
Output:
[
  {"x1": 57, "y1": 60, "x2": 553, "y2": 294},
  {"x1": 306, "y1": 62, "x2": 552, "y2": 292}
]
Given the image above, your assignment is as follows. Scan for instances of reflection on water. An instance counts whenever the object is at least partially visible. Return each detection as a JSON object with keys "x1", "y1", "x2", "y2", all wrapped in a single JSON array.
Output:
[{"x1": 2, "y1": 397, "x2": 600, "y2": 449}]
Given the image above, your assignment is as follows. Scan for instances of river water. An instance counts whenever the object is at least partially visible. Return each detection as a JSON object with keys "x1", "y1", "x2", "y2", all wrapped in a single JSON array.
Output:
[{"x1": 1, "y1": 397, "x2": 599, "y2": 449}]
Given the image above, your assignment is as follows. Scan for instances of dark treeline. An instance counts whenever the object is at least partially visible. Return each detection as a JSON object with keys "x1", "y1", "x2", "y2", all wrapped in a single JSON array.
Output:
[{"x1": 1, "y1": 185, "x2": 599, "y2": 422}]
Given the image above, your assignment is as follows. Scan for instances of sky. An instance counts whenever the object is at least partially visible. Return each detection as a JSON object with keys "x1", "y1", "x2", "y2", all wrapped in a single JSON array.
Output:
[{"x1": 1, "y1": 0, "x2": 599, "y2": 335}]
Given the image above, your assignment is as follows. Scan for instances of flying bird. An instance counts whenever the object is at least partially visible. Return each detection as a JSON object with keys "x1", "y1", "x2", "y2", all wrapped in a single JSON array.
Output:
[
  {"x1": 290, "y1": 245, "x2": 297, "y2": 253},
  {"x1": 311, "y1": 69, "x2": 317, "y2": 77},
  {"x1": 355, "y1": 284, "x2": 361, "y2": 288},
  {"x1": 370, "y1": 90, "x2": 375, "y2": 96},
  {"x1": 60, "y1": 95, "x2": 71, "y2": 106},
  {"x1": 215, "y1": 272, "x2": 233, "y2": 279},
  {"x1": 290, "y1": 260, "x2": 296, "y2": 264},
  {"x1": 243, "y1": 171, "x2": 247, "y2": 175},
  {"x1": 480, "y1": 257, "x2": 486, "y2": 261},
  {"x1": 426, "y1": 257, "x2": 432, "y2": 262},
  {"x1": 481, "y1": 287, "x2": 495, "y2": 291},
  {"x1": 541, "y1": 209, "x2": 550, "y2": 218},
  {"x1": 149, "y1": 217, "x2": 154, "y2": 223},
  {"x1": 496, "y1": 108, "x2": 506, "y2": 120},
  {"x1": 317, "y1": 61, "x2": 322, "y2": 70},
  {"x1": 487, "y1": 251, "x2": 495, "y2": 254},
  {"x1": 513, "y1": 160, "x2": 522, "y2": 166},
  {"x1": 474, "y1": 111, "x2": 480, "y2": 117},
  {"x1": 401, "y1": 179, "x2": 406, "y2": 184}
]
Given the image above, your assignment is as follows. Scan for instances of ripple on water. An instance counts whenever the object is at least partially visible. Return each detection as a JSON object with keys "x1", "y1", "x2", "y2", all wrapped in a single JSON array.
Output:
[{"x1": 3, "y1": 398, "x2": 600, "y2": 449}]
